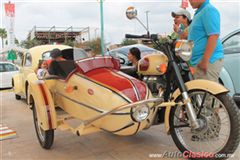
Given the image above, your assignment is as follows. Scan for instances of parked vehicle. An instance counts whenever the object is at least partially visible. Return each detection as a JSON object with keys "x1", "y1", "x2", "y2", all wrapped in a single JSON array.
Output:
[
  {"x1": 219, "y1": 29, "x2": 240, "y2": 106},
  {"x1": 25, "y1": 35, "x2": 239, "y2": 159},
  {"x1": 0, "y1": 62, "x2": 19, "y2": 89},
  {"x1": 108, "y1": 44, "x2": 161, "y2": 66}
]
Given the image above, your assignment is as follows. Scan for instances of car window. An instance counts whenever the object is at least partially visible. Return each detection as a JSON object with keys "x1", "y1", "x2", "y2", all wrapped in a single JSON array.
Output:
[
  {"x1": 0, "y1": 64, "x2": 18, "y2": 72},
  {"x1": 110, "y1": 51, "x2": 128, "y2": 64},
  {"x1": 4, "y1": 64, "x2": 18, "y2": 71},
  {"x1": 24, "y1": 53, "x2": 32, "y2": 67},
  {"x1": 42, "y1": 51, "x2": 51, "y2": 60},
  {"x1": 223, "y1": 32, "x2": 240, "y2": 54},
  {"x1": 0, "y1": 64, "x2": 6, "y2": 72}
]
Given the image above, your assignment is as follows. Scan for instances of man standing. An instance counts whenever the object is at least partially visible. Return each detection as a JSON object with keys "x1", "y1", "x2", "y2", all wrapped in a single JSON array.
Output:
[{"x1": 188, "y1": 0, "x2": 224, "y2": 82}]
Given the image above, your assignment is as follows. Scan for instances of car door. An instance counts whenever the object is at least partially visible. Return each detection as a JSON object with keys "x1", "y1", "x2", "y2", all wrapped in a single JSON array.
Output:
[
  {"x1": 0, "y1": 63, "x2": 19, "y2": 88},
  {"x1": 3, "y1": 63, "x2": 19, "y2": 88},
  {"x1": 0, "y1": 63, "x2": 8, "y2": 88},
  {"x1": 222, "y1": 31, "x2": 240, "y2": 94},
  {"x1": 21, "y1": 52, "x2": 33, "y2": 94}
]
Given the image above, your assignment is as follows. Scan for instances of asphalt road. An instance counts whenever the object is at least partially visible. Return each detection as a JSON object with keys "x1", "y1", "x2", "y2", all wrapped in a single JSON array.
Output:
[{"x1": 1, "y1": 91, "x2": 239, "y2": 160}]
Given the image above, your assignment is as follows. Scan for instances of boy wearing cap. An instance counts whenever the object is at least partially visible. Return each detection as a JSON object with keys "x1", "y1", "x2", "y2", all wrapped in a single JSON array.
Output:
[
  {"x1": 188, "y1": 0, "x2": 223, "y2": 82},
  {"x1": 171, "y1": 9, "x2": 191, "y2": 39},
  {"x1": 48, "y1": 48, "x2": 66, "y2": 76}
]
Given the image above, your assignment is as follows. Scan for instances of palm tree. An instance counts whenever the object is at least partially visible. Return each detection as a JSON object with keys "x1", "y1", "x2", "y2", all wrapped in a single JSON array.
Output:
[{"x1": 0, "y1": 28, "x2": 7, "y2": 48}]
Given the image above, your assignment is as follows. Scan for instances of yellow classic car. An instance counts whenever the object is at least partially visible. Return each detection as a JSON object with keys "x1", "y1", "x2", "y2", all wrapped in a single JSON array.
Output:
[{"x1": 12, "y1": 44, "x2": 72, "y2": 102}]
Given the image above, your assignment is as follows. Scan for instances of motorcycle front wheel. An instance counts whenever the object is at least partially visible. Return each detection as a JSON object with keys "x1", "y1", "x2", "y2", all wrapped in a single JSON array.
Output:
[{"x1": 170, "y1": 90, "x2": 240, "y2": 160}]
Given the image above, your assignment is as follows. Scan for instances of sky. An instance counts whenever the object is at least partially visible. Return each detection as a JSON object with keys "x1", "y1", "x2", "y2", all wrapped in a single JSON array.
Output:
[{"x1": 0, "y1": 0, "x2": 240, "y2": 48}]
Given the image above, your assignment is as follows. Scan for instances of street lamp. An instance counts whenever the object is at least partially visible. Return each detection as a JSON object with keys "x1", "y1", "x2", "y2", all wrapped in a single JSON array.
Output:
[{"x1": 145, "y1": 10, "x2": 150, "y2": 33}]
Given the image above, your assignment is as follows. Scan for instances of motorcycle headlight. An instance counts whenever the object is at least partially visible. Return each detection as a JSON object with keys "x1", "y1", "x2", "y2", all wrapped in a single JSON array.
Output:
[
  {"x1": 131, "y1": 105, "x2": 150, "y2": 122},
  {"x1": 175, "y1": 40, "x2": 193, "y2": 61}
]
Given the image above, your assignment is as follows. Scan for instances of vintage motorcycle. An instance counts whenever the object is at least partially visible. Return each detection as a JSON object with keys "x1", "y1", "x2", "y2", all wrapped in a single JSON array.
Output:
[
  {"x1": 26, "y1": 39, "x2": 239, "y2": 159},
  {"x1": 123, "y1": 33, "x2": 240, "y2": 157}
]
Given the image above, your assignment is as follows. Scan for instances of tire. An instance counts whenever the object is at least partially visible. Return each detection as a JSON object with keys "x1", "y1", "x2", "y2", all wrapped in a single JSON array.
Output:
[
  {"x1": 32, "y1": 100, "x2": 54, "y2": 149},
  {"x1": 12, "y1": 80, "x2": 21, "y2": 100},
  {"x1": 170, "y1": 91, "x2": 240, "y2": 160},
  {"x1": 15, "y1": 94, "x2": 21, "y2": 100},
  {"x1": 25, "y1": 84, "x2": 29, "y2": 104}
]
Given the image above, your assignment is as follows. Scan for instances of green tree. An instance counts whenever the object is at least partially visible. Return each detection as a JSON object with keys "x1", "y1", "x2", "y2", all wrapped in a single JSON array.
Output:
[
  {"x1": 0, "y1": 28, "x2": 7, "y2": 48},
  {"x1": 5, "y1": 38, "x2": 20, "y2": 45},
  {"x1": 63, "y1": 39, "x2": 74, "y2": 47},
  {"x1": 20, "y1": 38, "x2": 40, "y2": 49},
  {"x1": 75, "y1": 38, "x2": 101, "y2": 55},
  {"x1": 121, "y1": 38, "x2": 138, "y2": 46},
  {"x1": 15, "y1": 38, "x2": 19, "y2": 44}
]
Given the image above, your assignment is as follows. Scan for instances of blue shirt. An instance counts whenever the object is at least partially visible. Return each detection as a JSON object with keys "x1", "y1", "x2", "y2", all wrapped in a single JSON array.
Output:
[{"x1": 188, "y1": 0, "x2": 223, "y2": 66}]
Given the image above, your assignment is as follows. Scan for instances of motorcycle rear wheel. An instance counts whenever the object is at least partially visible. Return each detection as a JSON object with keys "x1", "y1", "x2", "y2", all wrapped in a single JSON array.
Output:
[{"x1": 170, "y1": 90, "x2": 240, "y2": 160}]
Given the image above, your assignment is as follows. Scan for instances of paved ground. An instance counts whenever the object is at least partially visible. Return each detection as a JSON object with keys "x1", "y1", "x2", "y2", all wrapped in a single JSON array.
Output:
[{"x1": 1, "y1": 91, "x2": 239, "y2": 160}]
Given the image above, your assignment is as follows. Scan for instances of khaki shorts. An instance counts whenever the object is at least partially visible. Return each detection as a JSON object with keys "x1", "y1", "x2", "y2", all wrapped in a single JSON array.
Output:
[{"x1": 193, "y1": 59, "x2": 223, "y2": 83}]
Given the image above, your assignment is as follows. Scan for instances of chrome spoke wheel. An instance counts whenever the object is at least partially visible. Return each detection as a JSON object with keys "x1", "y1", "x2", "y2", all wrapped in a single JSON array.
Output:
[{"x1": 173, "y1": 91, "x2": 231, "y2": 153}]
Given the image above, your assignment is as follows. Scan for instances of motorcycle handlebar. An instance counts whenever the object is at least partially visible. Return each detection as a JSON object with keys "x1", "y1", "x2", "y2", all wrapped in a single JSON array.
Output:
[
  {"x1": 125, "y1": 34, "x2": 160, "y2": 41},
  {"x1": 125, "y1": 34, "x2": 150, "y2": 39}
]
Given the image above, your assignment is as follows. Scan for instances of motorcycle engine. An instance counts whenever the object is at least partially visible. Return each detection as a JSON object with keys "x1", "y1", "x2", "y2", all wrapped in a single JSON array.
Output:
[{"x1": 143, "y1": 76, "x2": 166, "y2": 97}]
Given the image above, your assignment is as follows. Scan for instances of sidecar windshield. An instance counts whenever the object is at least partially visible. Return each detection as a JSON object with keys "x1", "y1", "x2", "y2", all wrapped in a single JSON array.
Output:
[
  {"x1": 62, "y1": 48, "x2": 89, "y2": 60},
  {"x1": 42, "y1": 48, "x2": 89, "y2": 61},
  {"x1": 76, "y1": 57, "x2": 121, "y2": 74}
]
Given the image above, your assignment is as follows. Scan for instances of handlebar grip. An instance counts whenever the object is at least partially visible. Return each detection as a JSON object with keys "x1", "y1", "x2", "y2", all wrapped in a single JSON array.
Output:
[{"x1": 125, "y1": 34, "x2": 149, "y2": 39}]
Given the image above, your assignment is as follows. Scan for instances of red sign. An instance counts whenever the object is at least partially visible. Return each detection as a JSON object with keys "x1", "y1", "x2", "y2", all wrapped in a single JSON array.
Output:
[
  {"x1": 181, "y1": 0, "x2": 188, "y2": 9},
  {"x1": 4, "y1": 3, "x2": 15, "y2": 17}
]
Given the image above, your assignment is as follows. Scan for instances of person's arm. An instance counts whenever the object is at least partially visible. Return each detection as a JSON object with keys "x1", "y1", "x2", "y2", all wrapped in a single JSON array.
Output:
[
  {"x1": 197, "y1": 7, "x2": 221, "y2": 73},
  {"x1": 197, "y1": 35, "x2": 219, "y2": 72}
]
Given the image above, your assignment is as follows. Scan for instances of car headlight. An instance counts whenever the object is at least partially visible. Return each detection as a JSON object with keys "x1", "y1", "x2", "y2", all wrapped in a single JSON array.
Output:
[
  {"x1": 131, "y1": 105, "x2": 150, "y2": 122},
  {"x1": 175, "y1": 40, "x2": 193, "y2": 61}
]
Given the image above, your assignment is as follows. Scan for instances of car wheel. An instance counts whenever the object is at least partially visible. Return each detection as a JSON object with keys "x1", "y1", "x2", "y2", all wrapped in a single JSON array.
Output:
[
  {"x1": 12, "y1": 80, "x2": 21, "y2": 100},
  {"x1": 15, "y1": 94, "x2": 21, "y2": 100}
]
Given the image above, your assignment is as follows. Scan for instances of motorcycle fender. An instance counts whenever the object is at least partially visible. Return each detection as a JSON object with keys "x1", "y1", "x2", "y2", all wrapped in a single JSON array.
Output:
[
  {"x1": 164, "y1": 79, "x2": 229, "y2": 134},
  {"x1": 28, "y1": 73, "x2": 57, "y2": 130},
  {"x1": 12, "y1": 74, "x2": 22, "y2": 94}
]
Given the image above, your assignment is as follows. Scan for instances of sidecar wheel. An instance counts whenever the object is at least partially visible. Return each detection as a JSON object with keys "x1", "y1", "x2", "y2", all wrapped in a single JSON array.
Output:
[
  {"x1": 32, "y1": 100, "x2": 54, "y2": 149},
  {"x1": 170, "y1": 91, "x2": 240, "y2": 160}
]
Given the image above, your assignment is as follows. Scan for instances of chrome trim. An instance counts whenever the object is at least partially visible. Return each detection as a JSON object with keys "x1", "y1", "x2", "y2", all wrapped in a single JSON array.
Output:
[
  {"x1": 56, "y1": 92, "x2": 131, "y2": 115},
  {"x1": 75, "y1": 56, "x2": 112, "y2": 63},
  {"x1": 56, "y1": 92, "x2": 104, "y2": 113},
  {"x1": 182, "y1": 92, "x2": 200, "y2": 129},
  {"x1": 84, "y1": 98, "x2": 163, "y2": 126}
]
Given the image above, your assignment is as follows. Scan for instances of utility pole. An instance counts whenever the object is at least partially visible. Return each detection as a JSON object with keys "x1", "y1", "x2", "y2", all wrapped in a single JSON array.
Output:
[
  {"x1": 145, "y1": 11, "x2": 150, "y2": 36},
  {"x1": 100, "y1": 0, "x2": 104, "y2": 56}
]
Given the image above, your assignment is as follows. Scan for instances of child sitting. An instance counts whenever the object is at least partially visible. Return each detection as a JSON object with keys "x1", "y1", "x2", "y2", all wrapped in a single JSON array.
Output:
[{"x1": 37, "y1": 60, "x2": 48, "y2": 79}]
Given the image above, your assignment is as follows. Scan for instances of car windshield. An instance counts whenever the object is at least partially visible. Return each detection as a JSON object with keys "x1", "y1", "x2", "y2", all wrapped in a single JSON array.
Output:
[
  {"x1": 109, "y1": 44, "x2": 159, "y2": 65},
  {"x1": 0, "y1": 63, "x2": 18, "y2": 72}
]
